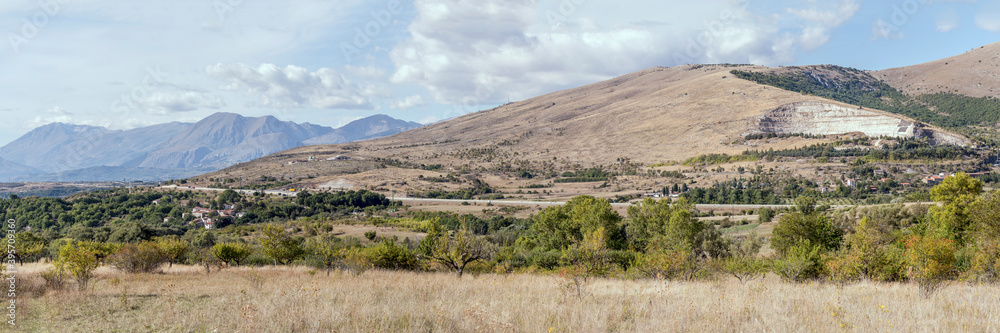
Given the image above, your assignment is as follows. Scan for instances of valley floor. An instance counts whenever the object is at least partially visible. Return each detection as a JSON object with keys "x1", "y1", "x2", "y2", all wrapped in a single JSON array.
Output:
[{"x1": 8, "y1": 264, "x2": 1000, "y2": 332}]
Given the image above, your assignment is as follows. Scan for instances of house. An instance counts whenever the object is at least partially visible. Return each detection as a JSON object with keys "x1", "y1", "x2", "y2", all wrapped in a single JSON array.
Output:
[
  {"x1": 192, "y1": 207, "x2": 212, "y2": 218},
  {"x1": 923, "y1": 173, "x2": 950, "y2": 185},
  {"x1": 163, "y1": 217, "x2": 171, "y2": 223},
  {"x1": 846, "y1": 179, "x2": 856, "y2": 187},
  {"x1": 151, "y1": 199, "x2": 161, "y2": 205},
  {"x1": 644, "y1": 192, "x2": 663, "y2": 198},
  {"x1": 193, "y1": 217, "x2": 215, "y2": 229},
  {"x1": 287, "y1": 161, "x2": 299, "y2": 165},
  {"x1": 327, "y1": 155, "x2": 351, "y2": 161}
]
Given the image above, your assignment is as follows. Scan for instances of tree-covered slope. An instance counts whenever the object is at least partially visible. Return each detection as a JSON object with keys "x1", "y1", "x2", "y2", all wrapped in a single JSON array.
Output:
[{"x1": 730, "y1": 65, "x2": 1000, "y2": 129}]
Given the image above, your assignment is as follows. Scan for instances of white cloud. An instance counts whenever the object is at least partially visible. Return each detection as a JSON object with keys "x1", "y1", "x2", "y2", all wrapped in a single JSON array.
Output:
[
  {"x1": 41, "y1": 106, "x2": 72, "y2": 116},
  {"x1": 872, "y1": 19, "x2": 904, "y2": 40},
  {"x1": 976, "y1": 2, "x2": 1000, "y2": 31},
  {"x1": 138, "y1": 91, "x2": 226, "y2": 114},
  {"x1": 344, "y1": 65, "x2": 387, "y2": 80},
  {"x1": 788, "y1": 0, "x2": 860, "y2": 50},
  {"x1": 206, "y1": 63, "x2": 382, "y2": 110},
  {"x1": 786, "y1": 0, "x2": 859, "y2": 27},
  {"x1": 937, "y1": 7, "x2": 961, "y2": 32},
  {"x1": 389, "y1": 0, "x2": 833, "y2": 106},
  {"x1": 391, "y1": 95, "x2": 426, "y2": 110}
]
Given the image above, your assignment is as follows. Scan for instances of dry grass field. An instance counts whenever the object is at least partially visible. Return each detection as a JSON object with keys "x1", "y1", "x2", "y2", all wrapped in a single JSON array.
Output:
[{"x1": 7, "y1": 263, "x2": 1000, "y2": 332}]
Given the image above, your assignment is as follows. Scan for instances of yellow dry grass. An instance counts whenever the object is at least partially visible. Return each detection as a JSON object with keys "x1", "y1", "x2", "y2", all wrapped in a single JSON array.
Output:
[{"x1": 6, "y1": 263, "x2": 1000, "y2": 332}]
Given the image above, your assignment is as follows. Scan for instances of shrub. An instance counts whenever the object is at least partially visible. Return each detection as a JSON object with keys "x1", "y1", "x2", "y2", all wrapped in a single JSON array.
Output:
[
  {"x1": 824, "y1": 252, "x2": 862, "y2": 283},
  {"x1": 968, "y1": 242, "x2": 1000, "y2": 283},
  {"x1": 156, "y1": 236, "x2": 189, "y2": 268},
  {"x1": 631, "y1": 249, "x2": 691, "y2": 280},
  {"x1": 108, "y1": 242, "x2": 168, "y2": 273},
  {"x1": 364, "y1": 230, "x2": 377, "y2": 241},
  {"x1": 40, "y1": 267, "x2": 67, "y2": 290},
  {"x1": 527, "y1": 250, "x2": 561, "y2": 270},
  {"x1": 211, "y1": 242, "x2": 253, "y2": 267},
  {"x1": 367, "y1": 240, "x2": 419, "y2": 270},
  {"x1": 773, "y1": 241, "x2": 825, "y2": 282},
  {"x1": 56, "y1": 242, "x2": 101, "y2": 291},
  {"x1": 242, "y1": 252, "x2": 274, "y2": 267},
  {"x1": 905, "y1": 235, "x2": 957, "y2": 297}
]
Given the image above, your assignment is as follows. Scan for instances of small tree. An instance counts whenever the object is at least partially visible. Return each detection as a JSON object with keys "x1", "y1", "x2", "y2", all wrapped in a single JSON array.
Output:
[
  {"x1": 905, "y1": 235, "x2": 957, "y2": 297},
  {"x1": 194, "y1": 248, "x2": 224, "y2": 274},
  {"x1": 420, "y1": 220, "x2": 493, "y2": 277},
  {"x1": 211, "y1": 242, "x2": 253, "y2": 267},
  {"x1": 773, "y1": 241, "x2": 824, "y2": 282},
  {"x1": 259, "y1": 224, "x2": 305, "y2": 265},
  {"x1": 723, "y1": 233, "x2": 768, "y2": 284},
  {"x1": 13, "y1": 231, "x2": 47, "y2": 264},
  {"x1": 156, "y1": 236, "x2": 189, "y2": 268},
  {"x1": 56, "y1": 242, "x2": 101, "y2": 291},
  {"x1": 307, "y1": 235, "x2": 345, "y2": 275},
  {"x1": 108, "y1": 242, "x2": 168, "y2": 273},
  {"x1": 631, "y1": 248, "x2": 690, "y2": 280},
  {"x1": 368, "y1": 240, "x2": 419, "y2": 270}
]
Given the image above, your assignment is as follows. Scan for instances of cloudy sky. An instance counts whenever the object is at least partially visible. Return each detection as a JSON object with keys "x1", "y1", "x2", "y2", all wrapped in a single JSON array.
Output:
[{"x1": 0, "y1": 0, "x2": 997, "y2": 145}]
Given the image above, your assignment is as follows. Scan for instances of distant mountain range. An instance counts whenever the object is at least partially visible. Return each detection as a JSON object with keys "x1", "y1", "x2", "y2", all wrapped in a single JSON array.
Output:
[{"x1": 0, "y1": 113, "x2": 422, "y2": 181}]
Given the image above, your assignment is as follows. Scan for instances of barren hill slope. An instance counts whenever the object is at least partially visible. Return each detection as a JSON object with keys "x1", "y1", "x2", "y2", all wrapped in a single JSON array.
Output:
[
  {"x1": 207, "y1": 64, "x2": 965, "y2": 187},
  {"x1": 875, "y1": 42, "x2": 1000, "y2": 98}
]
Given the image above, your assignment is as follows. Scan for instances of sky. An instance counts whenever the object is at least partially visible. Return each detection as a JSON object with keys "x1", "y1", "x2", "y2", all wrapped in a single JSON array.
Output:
[{"x1": 0, "y1": 0, "x2": 998, "y2": 145}]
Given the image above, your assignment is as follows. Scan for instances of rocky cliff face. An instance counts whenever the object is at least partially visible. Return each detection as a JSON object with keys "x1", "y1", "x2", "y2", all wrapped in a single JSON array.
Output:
[{"x1": 752, "y1": 102, "x2": 969, "y2": 145}]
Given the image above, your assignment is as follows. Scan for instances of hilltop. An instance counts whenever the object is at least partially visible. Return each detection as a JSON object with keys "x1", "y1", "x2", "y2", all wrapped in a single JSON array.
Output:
[
  {"x1": 197, "y1": 57, "x2": 992, "y2": 200},
  {"x1": 876, "y1": 42, "x2": 1000, "y2": 98}
]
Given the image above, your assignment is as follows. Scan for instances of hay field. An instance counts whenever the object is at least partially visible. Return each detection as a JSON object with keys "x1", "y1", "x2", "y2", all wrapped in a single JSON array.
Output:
[{"x1": 7, "y1": 263, "x2": 1000, "y2": 332}]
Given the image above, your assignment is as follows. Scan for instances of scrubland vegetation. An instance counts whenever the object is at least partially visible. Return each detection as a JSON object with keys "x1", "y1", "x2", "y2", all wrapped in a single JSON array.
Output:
[{"x1": 4, "y1": 172, "x2": 1000, "y2": 330}]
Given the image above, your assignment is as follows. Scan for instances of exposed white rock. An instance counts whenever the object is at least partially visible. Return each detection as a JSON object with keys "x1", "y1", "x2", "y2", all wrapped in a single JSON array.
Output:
[{"x1": 752, "y1": 102, "x2": 969, "y2": 146}]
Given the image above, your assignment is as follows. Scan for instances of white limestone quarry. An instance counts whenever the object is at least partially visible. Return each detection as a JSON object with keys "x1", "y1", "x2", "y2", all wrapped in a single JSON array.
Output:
[{"x1": 752, "y1": 102, "x2": 969, "y2": 146}]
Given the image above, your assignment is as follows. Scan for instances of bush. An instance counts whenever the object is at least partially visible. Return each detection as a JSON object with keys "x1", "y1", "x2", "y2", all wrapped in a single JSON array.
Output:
[
  {"x1": 905, "y1": 236, "x2": 957, "y2": 297},
  {"x1": 631, "y1": 249, "x2": 692, "y2": 280},
  {"x1": 367, "y1": 240, "x2": 419, "y2": 270},
  {"x1": 211, "y1": 242, "x2": 253, "y2": 266},
  {"x1": 773, "y1": 241, "x2": 825, "y2": 282},
  {"x1": 108, "y1": 242, "x2": 168, "y2": 273},
  {"x1": 242, "y1": 252, "x2": 274, "y2": 267},
  {"x1": 527, "y1": 250, "x2": 562, "y2": 270},
  {"x1": 55, "y1": 242, "x2": 101, "y2": 291}
]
